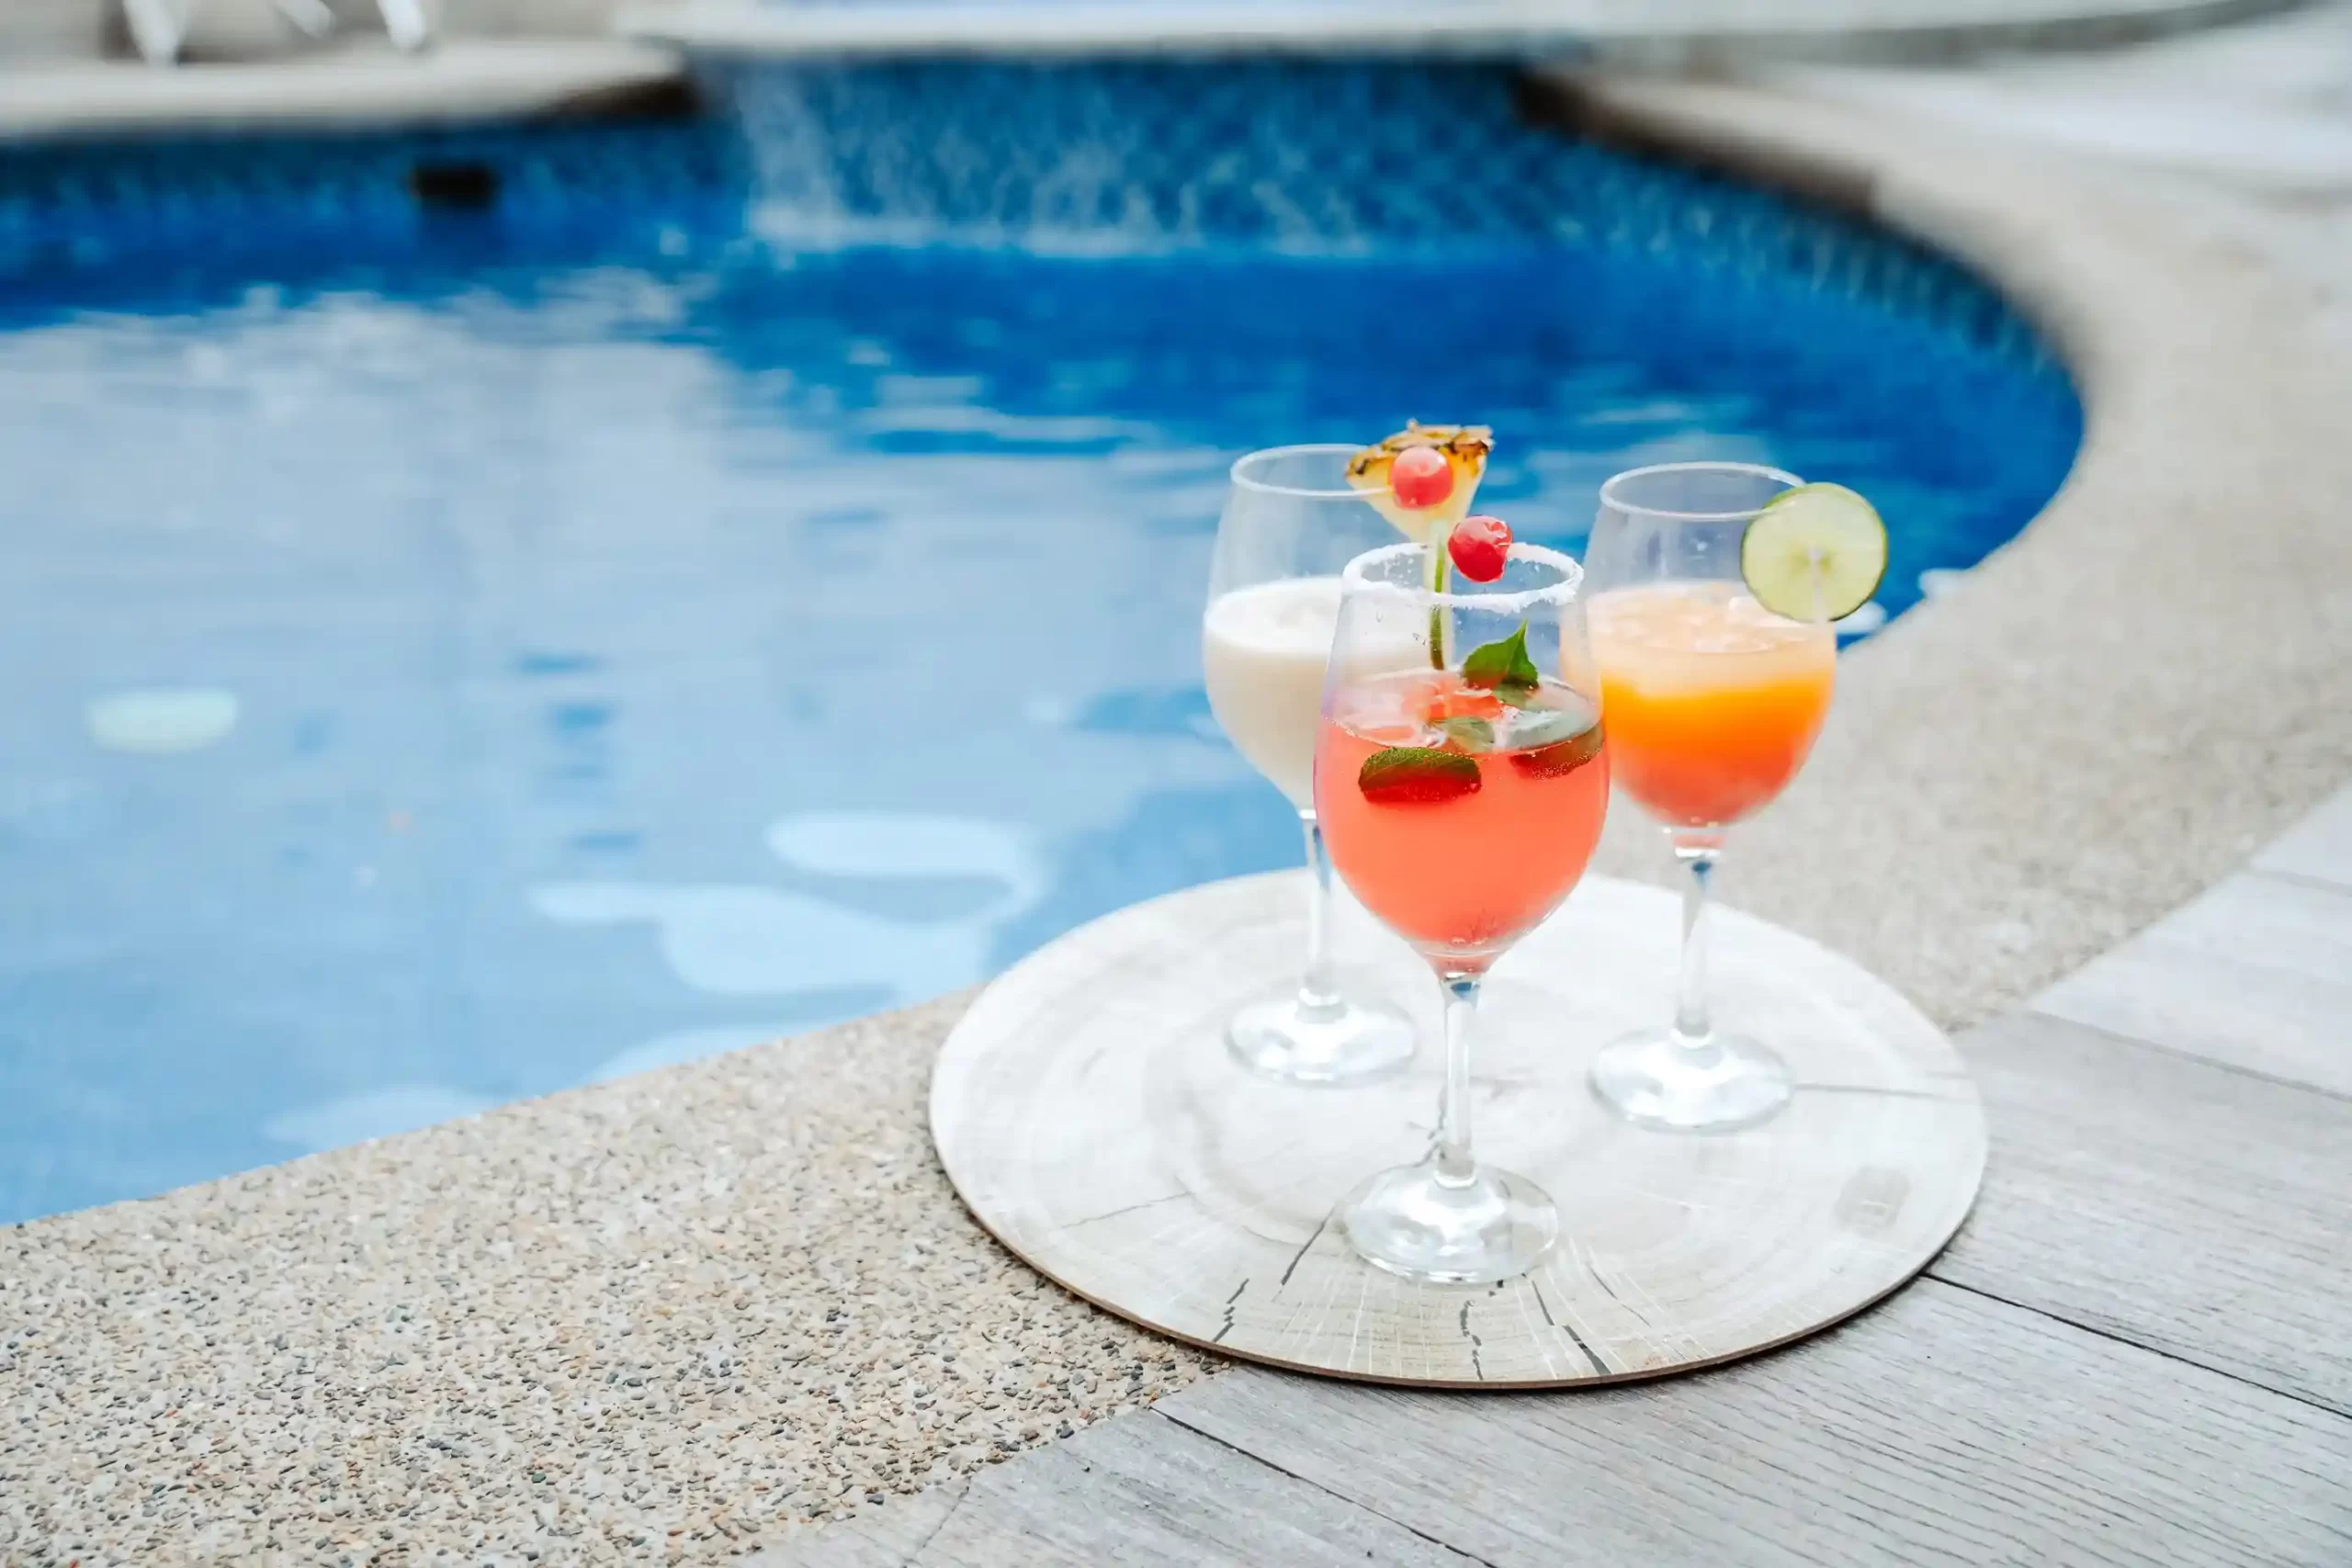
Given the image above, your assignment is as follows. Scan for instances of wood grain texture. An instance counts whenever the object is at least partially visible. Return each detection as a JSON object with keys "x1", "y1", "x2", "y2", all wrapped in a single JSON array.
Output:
[
  {"x1": 1159, "y1": 1281, "x2": 2352, "y2": 1568},
  {"x1": 2256, "y1": 783, "x2": 2352, "y2": 890},
  {"x1": 1931, "y1": 1009, "x2": 2352, "y2": 1413},
  {"x1": 2035, "y1": 871, "x2": 2352, "y2": 1095},
  {"x1": 932, "y1": 872, "x2": 1984, "y2": 1388},
  {"x1": 764, "y1": 1409, "x2": 1480, "y2": 1567},
  {"x1": 756, "y1": 1481, "x2": 971, "y2": 1568}
]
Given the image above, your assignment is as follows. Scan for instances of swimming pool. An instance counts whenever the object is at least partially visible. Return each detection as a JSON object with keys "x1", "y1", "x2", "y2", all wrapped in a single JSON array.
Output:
[{"x1": 0, "y1": 61, "x2": 2079, "y2": 1223}]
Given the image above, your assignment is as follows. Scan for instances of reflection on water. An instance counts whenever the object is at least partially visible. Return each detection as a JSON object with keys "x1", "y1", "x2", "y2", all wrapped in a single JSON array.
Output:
[
  {"x1": 532, "y1": 810, "x2": 1043, "y2": 1001},
  {"x1": 85, "y1": 686, "x2": 243, "y2": 754},
  {"x1": 0, "y1": 64, "x2": 2079, "y2": 1221}
]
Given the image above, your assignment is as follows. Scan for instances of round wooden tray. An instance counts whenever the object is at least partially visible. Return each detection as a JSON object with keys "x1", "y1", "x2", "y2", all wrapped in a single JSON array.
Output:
[{"x1": 932, "y1": 872, "x2": 1984, "y2": 1388}]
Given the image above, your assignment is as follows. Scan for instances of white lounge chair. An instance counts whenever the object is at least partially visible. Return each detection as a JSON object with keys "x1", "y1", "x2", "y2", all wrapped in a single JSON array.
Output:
[{"x1": 123, "y1": 0, "x2": 432, "y2": 64}]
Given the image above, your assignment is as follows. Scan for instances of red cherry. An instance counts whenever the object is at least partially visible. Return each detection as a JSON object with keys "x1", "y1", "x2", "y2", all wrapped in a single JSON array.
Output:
[
  {"x1": 1447, "y1": 515, "x2": 1511, "y2": 582},
  {"x1": 1388, "y1": 445, "x2": 1453, "y2": 511}
]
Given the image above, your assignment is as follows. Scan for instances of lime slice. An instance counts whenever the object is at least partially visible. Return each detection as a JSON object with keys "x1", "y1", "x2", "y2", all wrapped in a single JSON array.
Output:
[{"x1": 1740, "y1": 482, "x2": 1888, "y2": 623}]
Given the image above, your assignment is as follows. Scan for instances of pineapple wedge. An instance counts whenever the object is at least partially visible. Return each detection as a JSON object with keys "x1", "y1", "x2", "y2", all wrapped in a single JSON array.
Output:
[{"x1": 1346, "y1": 422, "x2": 1494, "y2": 541}]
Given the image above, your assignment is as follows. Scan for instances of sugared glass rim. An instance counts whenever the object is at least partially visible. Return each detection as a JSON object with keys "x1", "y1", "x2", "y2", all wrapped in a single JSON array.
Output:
[
  {"x1": 1228, "y1": 443, "x2": 1385, "y2": 502},
  {"x1": 1340, "y1": 540, "x2": 1584, "y2": 613},
  {"x1": 1599, "y1": 461, "x2": 1804, "y2": 524}
]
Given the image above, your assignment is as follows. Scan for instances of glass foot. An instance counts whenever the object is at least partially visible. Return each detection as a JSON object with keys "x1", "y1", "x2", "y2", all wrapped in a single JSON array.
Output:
[
  {"x1": 1589, "y1": 1027, "x2": 1792, "y2": 1132},
  {"x1": 1340, "y1": 1160, "x2": 1558, "y2": 1285},
  {"x1": 1227, "y1": 993, "x2": 1415, "y2": 1086}
]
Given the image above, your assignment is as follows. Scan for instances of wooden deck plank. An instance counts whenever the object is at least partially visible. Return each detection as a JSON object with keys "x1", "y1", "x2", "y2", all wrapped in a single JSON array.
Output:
[
  {"x1": 758, "y1": 1409, "x2": 1481, "y2": 1567},
  {"x1": 1158, "y1": 1281, "x2": 2352, "y2": 1567},
  {"x1": 2254, "y1": 784, "x2": 2352, "y2": 890},
  {"x1": 2034, "y1": 871, "x2": 2352, "y2": 1095},
  {"x1": 759, "y1": 1481, "x2": 972, "y2": 1568},
  {"x1": 1931, "y1": 1010, "x2": 2351, "y2": 1413}
]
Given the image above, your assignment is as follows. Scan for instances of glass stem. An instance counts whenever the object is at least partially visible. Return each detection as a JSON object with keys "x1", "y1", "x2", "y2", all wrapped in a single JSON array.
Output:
[
  {"x1": 1433, "y1": 973, "x2": 1480, "y2": 1187},
  {"x1": 1297, "y1": 809, "x2": 1342, "y2": 1015},
  {"x1": 1669, "y1": 830, "x2": 1724, "y2": 1056}
]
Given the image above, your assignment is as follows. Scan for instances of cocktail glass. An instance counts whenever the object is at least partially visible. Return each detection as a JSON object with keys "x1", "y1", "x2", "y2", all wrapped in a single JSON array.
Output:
[
  {"x1": 1315, "y1": 540, "x2": 1609, "y2": 1283},
  {"x1": 1203, "y1": 445, "x2": 1418, "y2": 1085},
  {"x1": 1583, "y1": 462, "x2": 1836, "y2": 1133}
]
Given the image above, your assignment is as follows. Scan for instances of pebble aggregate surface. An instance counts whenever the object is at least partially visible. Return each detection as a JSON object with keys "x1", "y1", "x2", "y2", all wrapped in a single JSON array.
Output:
[{"x1": 5, "y1": 998, "x2": 1219, "y2": 1562}]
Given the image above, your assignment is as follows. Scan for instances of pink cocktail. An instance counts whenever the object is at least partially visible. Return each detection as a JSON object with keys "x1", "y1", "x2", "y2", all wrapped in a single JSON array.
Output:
[
  {"x1": 1311, "y1": 538, "x2": 1606, "y2": 1285},
  {"x1": 1318, "y1": 671, "x2": 1608, "y2": 965}
]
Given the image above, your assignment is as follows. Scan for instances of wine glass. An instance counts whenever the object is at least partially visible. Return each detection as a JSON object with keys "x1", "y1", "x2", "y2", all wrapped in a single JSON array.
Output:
[
  {"x1": 1202, "y1": 445, "x2": 1417, "y2": 1085},
  {"x1": 1582, "y1": 462, "x2": 1836, "y2": 1132},
  {"x1": 1315, "y1": 539, "x2": 1609, "y2": 1284}
]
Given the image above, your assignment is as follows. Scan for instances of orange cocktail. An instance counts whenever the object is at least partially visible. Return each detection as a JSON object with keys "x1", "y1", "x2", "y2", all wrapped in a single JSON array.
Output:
[
  {"x1": 1580, "y1": 459, "x2": 1879, "y2": 1135},
  {"x1": 1590, "y1": 581, "x2": 1834, "y2": 829},
  {"x1": 1317, "y1": 670, "x2": 1610, "y2": 966}
]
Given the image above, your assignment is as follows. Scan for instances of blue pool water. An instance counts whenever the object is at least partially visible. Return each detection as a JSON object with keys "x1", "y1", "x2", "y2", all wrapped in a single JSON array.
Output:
[{"x1": 0, "y1": 62, "x2": 2078, "y2": 1222}]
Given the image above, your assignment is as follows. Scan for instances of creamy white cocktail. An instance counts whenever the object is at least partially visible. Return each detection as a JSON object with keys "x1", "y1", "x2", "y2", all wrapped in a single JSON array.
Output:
[
  {"x1": 1202, "y1": 574, "x2": 1347, "y2": 806},
  {"x1": 1200, "y1": 431, "x2": 1490, "y2": 1085}
]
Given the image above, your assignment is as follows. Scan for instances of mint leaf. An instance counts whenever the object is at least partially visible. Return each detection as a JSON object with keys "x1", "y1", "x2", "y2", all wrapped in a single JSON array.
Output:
[
  {"x1": 1510, "y1": 721, "x2": 1605, "y2": 780},
  {"x1": 1461, "y1": 623, "x2": 1540, "y2": 706},
  {"x1": 1358, "y1": 746, "x2": 1481, "y2": 806},
  {"x1": 1435, "y1": 716, "x2": 1495, "y2": 752}
]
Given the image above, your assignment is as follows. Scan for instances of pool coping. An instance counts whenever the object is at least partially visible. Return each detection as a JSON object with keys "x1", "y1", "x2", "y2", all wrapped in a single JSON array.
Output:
[
  {"x1": 621, "y1": 0, "x2": 2311, "y2": 66},
  {"x1": 6, "y1": 54, "x2": 2352, "y2": 1568},
  {"x1": 0, "y1": 39, "x2": 690, "y2": 142},
  {"x1": 0, "y1": 0, "x2": 2308, "y2": 144}
]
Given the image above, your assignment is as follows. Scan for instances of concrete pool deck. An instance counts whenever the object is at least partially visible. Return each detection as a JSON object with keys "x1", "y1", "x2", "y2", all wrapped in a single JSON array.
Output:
[
  {"x1": 7, "y1": 17, "x2": 2352, "y2": 1563},
  {"x1": 623, "y1": 0, "x2": 2312, "y2": 63},
  {"x1": 0, "y1": 39, "x2": 688, "y2": 141}
]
